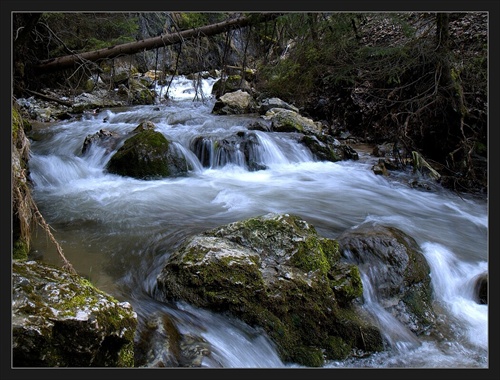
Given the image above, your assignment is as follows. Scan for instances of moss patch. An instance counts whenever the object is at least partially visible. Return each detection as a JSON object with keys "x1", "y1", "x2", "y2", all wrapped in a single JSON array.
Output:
[
  {"x1": 156, "y1": 213, "x2": 383, "y2": 367},
  {"x1": 12, "y1": 261, "x2": 137, "y2": 367},
  {"x1": 107, "y1": 129, "x2": 174, "y2": 179},
  {"x1": 291, "y1": 236, "x2": 332, "y2": 275}
]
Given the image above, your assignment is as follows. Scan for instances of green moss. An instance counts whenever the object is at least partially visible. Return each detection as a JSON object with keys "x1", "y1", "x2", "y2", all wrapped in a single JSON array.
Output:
[
  {"x1": 58, "y1": 276, "x2": 136, "y2": 339},
  {"x1": 106, "y1": 130, "x2": 172, "y2": 178},
  {"x1": 171, "y1": 248, "x2": 265, "y2": 309},
  {"x1": 13, "y1": 261, "x2": 137, "y2": 367},
  {"x1": 292, "y1": 346, "x2": 325, "y2": 367},
  {"x1": 330, "y1": 264, "x2": 363, "y2": 304},
  {"x1": 320, "y1": 238, "x2": 341, "y2": 266},
  {"x1": 325, "y1": 336, "x2": 351, "y2": 360},
  {"x1": 12, "y1": 107, "x2": 21, "y2": 140},
  {"x1": 401, "y1": 282, "x2": 433, "y2": 327},
  {"x1": 274, "y1": 112, "x2": 304, "y2": 133},
  {"x1": 332, "y1": 306, "x2": 384, "y2": 353},
  {"x1": 13, "y1": 240, "x2": 29, "y2": 261},
  {"x1": 291, "y1": 236, "x2": 331, "y2": 275}
]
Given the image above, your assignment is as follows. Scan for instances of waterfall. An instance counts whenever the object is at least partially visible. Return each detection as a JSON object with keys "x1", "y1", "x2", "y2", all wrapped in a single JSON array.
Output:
[{"x1": 359, "y1": 270, "x2": 422, "y2": 352}]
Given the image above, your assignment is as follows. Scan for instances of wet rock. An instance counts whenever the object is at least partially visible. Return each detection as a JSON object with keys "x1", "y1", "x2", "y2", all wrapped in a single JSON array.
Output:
[
  {"x1": 473, "y1": 272, "x2": 487, "y2": 305},
  {"x1": 264, "y1": 108, "x2": 324, "y2": 136},
  {"x1": 301, "y1": 135, "x2": 359, "y2": 162},
  {"x1": 154, "y1": 213, "x2": 384, "y2": 367},
  {"x1": 12, "y1": 260, "x2": 137, "y2": 367},
  {"x1": 134, "y1": 312, "x2": 213, "y2": 367},
  {"x1": 82, "y1": 129, "x2": 121, "y2": 155},
  {"x1": 72, "y1": 90, "x2": 127, "y2": 113},
  {"x1": 372, "y1": 161, "x2": 388, "y2": 176},
  {"x1": 247, "y1": 120, "x2": 272, "y2": 132},
  {"x1": 337, "y1": 223, "x2": 436, "y2": 335},
  {"x1": 258, "y1": 97, "x2": 299, "y2": 114},
  {"x1": 127, "y1": 78, "x2": 156, "y2": 105},
  {"x1": 211, "y1": 75, "x2": 253, "y2": 97},
  {"x1": 212, "y1": 90, "x2": 256, "y2": 115},
  {"x1": 106, "y1": 121, "x2": 190, "y2": 179}
]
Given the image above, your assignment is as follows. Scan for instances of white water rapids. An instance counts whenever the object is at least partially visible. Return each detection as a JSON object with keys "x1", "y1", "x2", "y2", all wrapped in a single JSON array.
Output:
[{"x1": 26, "y1": 75, "x2": 488, "y2": 368}]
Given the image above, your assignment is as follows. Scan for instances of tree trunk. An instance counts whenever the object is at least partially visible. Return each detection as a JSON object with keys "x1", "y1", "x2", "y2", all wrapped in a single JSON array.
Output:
[
  {"x1": 432, "y1": 13, "x2": 466, "y2": 162},
  {"x1": 34, "y1": 13, "x2": 280, "y2": 74}
]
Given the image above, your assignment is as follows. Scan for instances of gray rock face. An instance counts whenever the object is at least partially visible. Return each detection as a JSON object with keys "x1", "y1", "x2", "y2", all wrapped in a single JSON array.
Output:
[
  {"x1": 12, "y1": 260, "x2": 137, "y2": 367},
  {"x1": 337, "y1": 223, "x2": 436, "y2": 335},
  {"x1": 211, "y1": 75, "x2": 253, "y2": 97},
  {"x1": 154, "y1": 213, "x2": 383, "y2": 367}
]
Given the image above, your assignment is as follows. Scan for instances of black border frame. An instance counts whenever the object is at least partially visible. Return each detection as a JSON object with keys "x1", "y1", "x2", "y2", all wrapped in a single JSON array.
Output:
[{"x1": 3, "y1": 1, "x2": 498, "y2": 380}]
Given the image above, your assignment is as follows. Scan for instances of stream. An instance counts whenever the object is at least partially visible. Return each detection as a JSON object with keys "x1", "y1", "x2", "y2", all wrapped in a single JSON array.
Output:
[{"x1": 26, "y1": 75, "x2": 488, "y2": 368}]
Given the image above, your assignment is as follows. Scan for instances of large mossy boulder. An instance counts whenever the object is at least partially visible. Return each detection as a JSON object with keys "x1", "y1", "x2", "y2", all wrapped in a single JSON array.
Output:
[
  {"x1": 212, "y1": 90, "x2": 256, "y2": 115},
  {"x1": 337, "y1": 223, "x2": 436, "y2": 335},
  {"x1": 154, "y1": 213, "x2": 383, "y2": 367},
  {"x1": 263, "y1": 108, "x2": 324, "y2": 136},
  {"x1": 12, "y1": 260, "x2": 137, "y2": 367},
  {"x1": 106, "y1": 121, "x2": 190, "y2": 179}
]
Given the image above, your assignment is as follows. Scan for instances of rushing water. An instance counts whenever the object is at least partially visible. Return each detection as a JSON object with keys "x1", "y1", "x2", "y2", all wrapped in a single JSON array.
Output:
[{"x1": 26, "y1": 75, "x2": 488, "y2": 368}]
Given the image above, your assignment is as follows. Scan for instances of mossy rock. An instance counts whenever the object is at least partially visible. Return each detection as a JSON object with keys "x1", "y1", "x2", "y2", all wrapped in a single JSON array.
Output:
[
  {"x1": 106, "y1": 123, "x2": 190, "y2": 179},
  {"x1": 264, "y1": 108, "x2": 323, "y2": 136},
  {"x1": 337, "y1": 223, "x2": 436, "y2": 334},
  {"x1": 155, "y1": 213, "x2": 383, "y2": 366},
  {"x1": 128, "y1": 78, "x2": 156, "y2": 105},
  {"x1": 12, "y1": 260, "x2": 137, "y2": 367}
]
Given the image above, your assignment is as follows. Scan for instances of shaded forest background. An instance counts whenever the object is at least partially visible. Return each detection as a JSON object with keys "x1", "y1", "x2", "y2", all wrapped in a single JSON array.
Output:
[{"x1": 12, "y1": 12, "x2": 488, "y2": 194}]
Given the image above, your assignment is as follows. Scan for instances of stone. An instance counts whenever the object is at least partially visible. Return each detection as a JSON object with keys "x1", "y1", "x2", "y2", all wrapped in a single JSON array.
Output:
[
  {"x1": 12, "y1": 260, "x2": 137, "y2": 367},
  {"x1": 155, "y1": 213, "x2": 383, "y2": 366}
]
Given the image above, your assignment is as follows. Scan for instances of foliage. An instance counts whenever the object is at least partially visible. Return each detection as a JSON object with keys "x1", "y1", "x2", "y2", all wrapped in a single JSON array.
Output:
[
  {"x1": 255, "y1": 12, "x2": 487, "y2": 193},
  {"x1": 256, "y1": 13, "x2": 360, "y2": 102},
  {"x1": 40, "y1": 13, "x2": 139, "y2": 56}
]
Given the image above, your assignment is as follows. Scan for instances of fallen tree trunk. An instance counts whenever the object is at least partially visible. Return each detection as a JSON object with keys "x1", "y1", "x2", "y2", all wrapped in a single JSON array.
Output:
[{"x1": 34, "y1": 13, "x2": 280, "y2": 74}]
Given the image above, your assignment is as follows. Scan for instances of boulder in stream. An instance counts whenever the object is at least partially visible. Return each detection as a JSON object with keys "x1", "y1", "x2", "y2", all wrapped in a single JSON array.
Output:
[
  {"x1": 337, "y1": 223, "x2": 436, "y2": 335},
  {"x1": 106, "y1": 121, "x2": 191, "y2": 179},
  {"x1": 301, "y1": 134, "x2": 359, "y2": 162},
  {"x1": 12, "y1": 260, "x2": 137, "y2": 367},
  {"x1": 472, "y1": 272, "x2": 487, "y2": 305},
  {"x1": 263, "y1": 108, "x2": 324, "y2": 136},
  {"x1": 154, "y1": 213, "x2": 384, "y2": 367}
]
